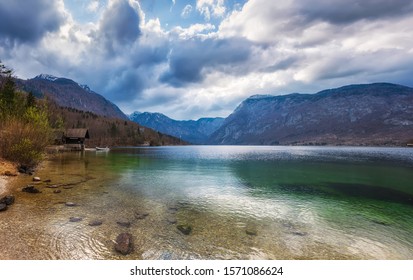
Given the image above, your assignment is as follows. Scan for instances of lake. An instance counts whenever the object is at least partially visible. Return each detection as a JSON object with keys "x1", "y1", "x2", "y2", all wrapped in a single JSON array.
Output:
[{"x1": 1, "y1": 146, "x2": 413, "y2": 259}]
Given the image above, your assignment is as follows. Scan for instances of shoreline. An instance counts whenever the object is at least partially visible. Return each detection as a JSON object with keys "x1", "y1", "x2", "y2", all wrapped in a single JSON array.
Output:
[{"x1": 0, "y1": 159, "x2": 18, "y2": 196}]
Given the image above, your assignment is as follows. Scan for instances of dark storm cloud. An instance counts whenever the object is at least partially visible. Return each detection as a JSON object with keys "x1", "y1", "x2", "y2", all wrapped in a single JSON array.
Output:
[
  {"x1": 298, "y1": 0, "x2": 413, "y2": 25},
  {"x1": 99, "y1": 0, "x2": 141, "y2": 52},
  {"x1": 103, "y1": 69, "x2": 145, "y2": 101},
  {"x1": 0, "y1": 0, "x2": 65, "y2": 46},
  {"x1": 160, "y1": 37, "x2": 252, "y2": 86}
]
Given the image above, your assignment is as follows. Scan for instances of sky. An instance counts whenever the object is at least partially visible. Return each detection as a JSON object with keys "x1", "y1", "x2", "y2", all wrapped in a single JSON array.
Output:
[{"x1": 1, "y1": 0, "x2": 413, "y2": 120}]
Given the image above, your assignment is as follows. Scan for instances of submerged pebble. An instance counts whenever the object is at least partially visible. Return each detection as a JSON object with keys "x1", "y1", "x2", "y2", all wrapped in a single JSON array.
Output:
[
  {"x1": 177, "y1": 224, "x2": 192, "y2": 235},
  {"x1": 134, "y1": 212, "x2": 149, "y2": 220},
  {"x1": 115, "y1": 233, "x2": 133, "y2": 255},
  {"x1": 69, "y1": 217, "x2": 83, "y2": 222},
  {"x1": 117, "y1": 220, "x2": 131, "y2": 228},
  {"x1": 88, "y1": 220, "x2": 103, "y2": 226},
  {"x1": 167, "y1": 217, "x2": 177, "y2": 224},
  {"x1": 245, "y1": 229, "x2": 257, "y2": 236}
]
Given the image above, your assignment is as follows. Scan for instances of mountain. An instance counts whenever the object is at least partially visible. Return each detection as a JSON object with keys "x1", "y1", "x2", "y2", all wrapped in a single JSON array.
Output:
[
  {"x1": 16, "y1": 74, "x2": 128, "y2": 120},
  {"x1": 129, "y1": 112, "x2": 225, "y2": 144},
  {"x1": 209, "y1": 83, "x2": 413, "y2": 146}
]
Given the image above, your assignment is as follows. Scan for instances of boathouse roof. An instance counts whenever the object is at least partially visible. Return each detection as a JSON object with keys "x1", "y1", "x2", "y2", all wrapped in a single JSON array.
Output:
[{"x1": 65, "y1": 128, "x2": 90, "y2": 139}]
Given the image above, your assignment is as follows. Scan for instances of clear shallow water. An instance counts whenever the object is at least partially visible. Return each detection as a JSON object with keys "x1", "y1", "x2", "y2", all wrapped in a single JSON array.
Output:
[{"x1": 1, "y1": 146, "x2": 413, "y2": 259}]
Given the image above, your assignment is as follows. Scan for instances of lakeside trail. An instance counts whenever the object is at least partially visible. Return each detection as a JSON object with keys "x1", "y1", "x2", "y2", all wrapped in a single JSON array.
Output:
[{"x1": 0, "y1": 159, "x2": 17, "y2": 196}]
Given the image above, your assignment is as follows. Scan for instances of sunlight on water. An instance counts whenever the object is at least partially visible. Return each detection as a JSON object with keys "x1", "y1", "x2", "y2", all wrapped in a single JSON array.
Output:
[{"x1": 1, "y1": 146, "x2": 413, "y2": 259}]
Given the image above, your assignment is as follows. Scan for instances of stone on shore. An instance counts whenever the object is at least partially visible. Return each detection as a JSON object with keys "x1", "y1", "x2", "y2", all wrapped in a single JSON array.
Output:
[
  {"x1": 3, "y1": 170, "x2": 17, "y2": 176},
  {"x1": 115, "y1": 233, "x2": 133, "y2": 255},
  {"x1": 65, "y1": 202, "x2": 77, "y2": 207},
  {"x1": 18, "y1": 165, "x2": 34, "y2": 175},
  {"x1": 22, "y1": 185, "x2": 41, "y2": 193},
  {"x1": 0, "y1": 195, "x2": 15, "y2": 205},
  {"x1": 0, "y1": 203, "x2": 7, "y2": 211}
]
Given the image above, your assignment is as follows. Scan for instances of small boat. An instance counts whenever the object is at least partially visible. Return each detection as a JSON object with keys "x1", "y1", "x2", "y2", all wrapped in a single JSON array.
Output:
[{"x1": 96, "y1": 146, "x2": 110, "y2": 151}]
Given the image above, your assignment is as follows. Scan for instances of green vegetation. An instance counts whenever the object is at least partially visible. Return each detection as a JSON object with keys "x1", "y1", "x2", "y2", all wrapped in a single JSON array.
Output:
[{"x1": 0, "y1": 62, "x2": 53, "y2": 167}]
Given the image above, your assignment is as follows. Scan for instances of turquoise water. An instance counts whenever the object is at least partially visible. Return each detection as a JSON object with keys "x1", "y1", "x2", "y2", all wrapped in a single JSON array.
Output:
[{"x1": 2, "y1": 146, "x2": 413, "y2": 259}]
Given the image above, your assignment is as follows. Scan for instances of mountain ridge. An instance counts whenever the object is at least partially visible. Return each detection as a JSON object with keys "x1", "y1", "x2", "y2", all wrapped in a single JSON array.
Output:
[
  {"x1": 129, "y1": 111, "x2": 225, "y2": 144},
  {"x1": 209, "y1": 83, "x2": 413, "y2": 145},
  {"x1": 16, "y1": 74, "x2": 128, "y2": 120}
]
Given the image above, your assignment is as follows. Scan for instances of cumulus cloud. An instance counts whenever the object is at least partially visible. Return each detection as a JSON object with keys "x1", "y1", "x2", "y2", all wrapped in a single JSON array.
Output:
[
  {"x1": 197, "y1": 0, "x2": 226, "y2": 20},
  {"x1": 0, "y1": 0, "x2": 66, "y2": 46},
  {"x1": 97, "y1": 0, "x2": 141, "y2": 52}
]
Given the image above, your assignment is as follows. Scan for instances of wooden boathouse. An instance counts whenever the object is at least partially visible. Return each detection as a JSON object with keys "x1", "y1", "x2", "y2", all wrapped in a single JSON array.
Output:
[{"x1": 63, "y1": 128, "x2": 90, "y2": 151}]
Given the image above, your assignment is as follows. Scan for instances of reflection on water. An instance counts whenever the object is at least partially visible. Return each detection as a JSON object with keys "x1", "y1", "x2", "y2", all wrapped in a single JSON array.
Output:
[{"x1": 1, "y1": 146, "x2": 413, "y2": 259}]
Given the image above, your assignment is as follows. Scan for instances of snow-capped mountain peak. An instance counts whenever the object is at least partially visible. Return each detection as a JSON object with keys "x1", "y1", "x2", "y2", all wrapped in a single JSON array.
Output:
[{"x1": 35, "y1": 74, "x2": 59, "y2": 82}]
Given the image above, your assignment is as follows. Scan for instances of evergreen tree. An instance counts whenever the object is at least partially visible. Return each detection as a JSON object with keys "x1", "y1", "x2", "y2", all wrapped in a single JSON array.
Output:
[{"x1": 26, "y1": 91, "x2": 36, "y2": 108}]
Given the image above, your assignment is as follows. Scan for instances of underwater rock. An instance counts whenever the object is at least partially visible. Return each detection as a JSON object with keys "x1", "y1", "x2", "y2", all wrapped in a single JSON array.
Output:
[
  {"x1": 43, "y1": 179, "x2": 52, "y2": 183},
  {"x1": 115, "y1": 233, "x2": 133, "y2": 255},
  {"x1": 33, "y1": 177, "x2": 41, "y2": 182},
  {"x1": 290, "y1": 231, "x2": 307, "y2": 237},
  {"x1": 88, "y1": 220, "x2": 103, "y2": 226},
  {"x1": 53, "y1": 190, "x2": 62, "y2": 194},
  {"x1": 117, "y1": 220, "x2": 131, "y2": 228},
  {"x1": 134, "y1": 212, "x2": 149, "y2": 220},
  {"x1": 69, "y1": 217, "x2": 83, "y2": 222},
  {"x1": 46, "y1": 185, "x2": 58, "y2": 188},
  {"x1": 22, "y1": 185, "x2": 41, "y2": 193},
  {"x1": 167, "y1": 206, "x2": 178, "y2": 214},
  {"x1": 167, "y1": 217, "x2": 177, "y2": 224},
  {"x1": 245, "y1": 223, "x2": 258, "y2": 236},
  {"x1": 177, "y1": 224, "x2": 192, "y2": 235},
  {"x1": 245, "y1": 229, "x2": 257, "y2": 236}
]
